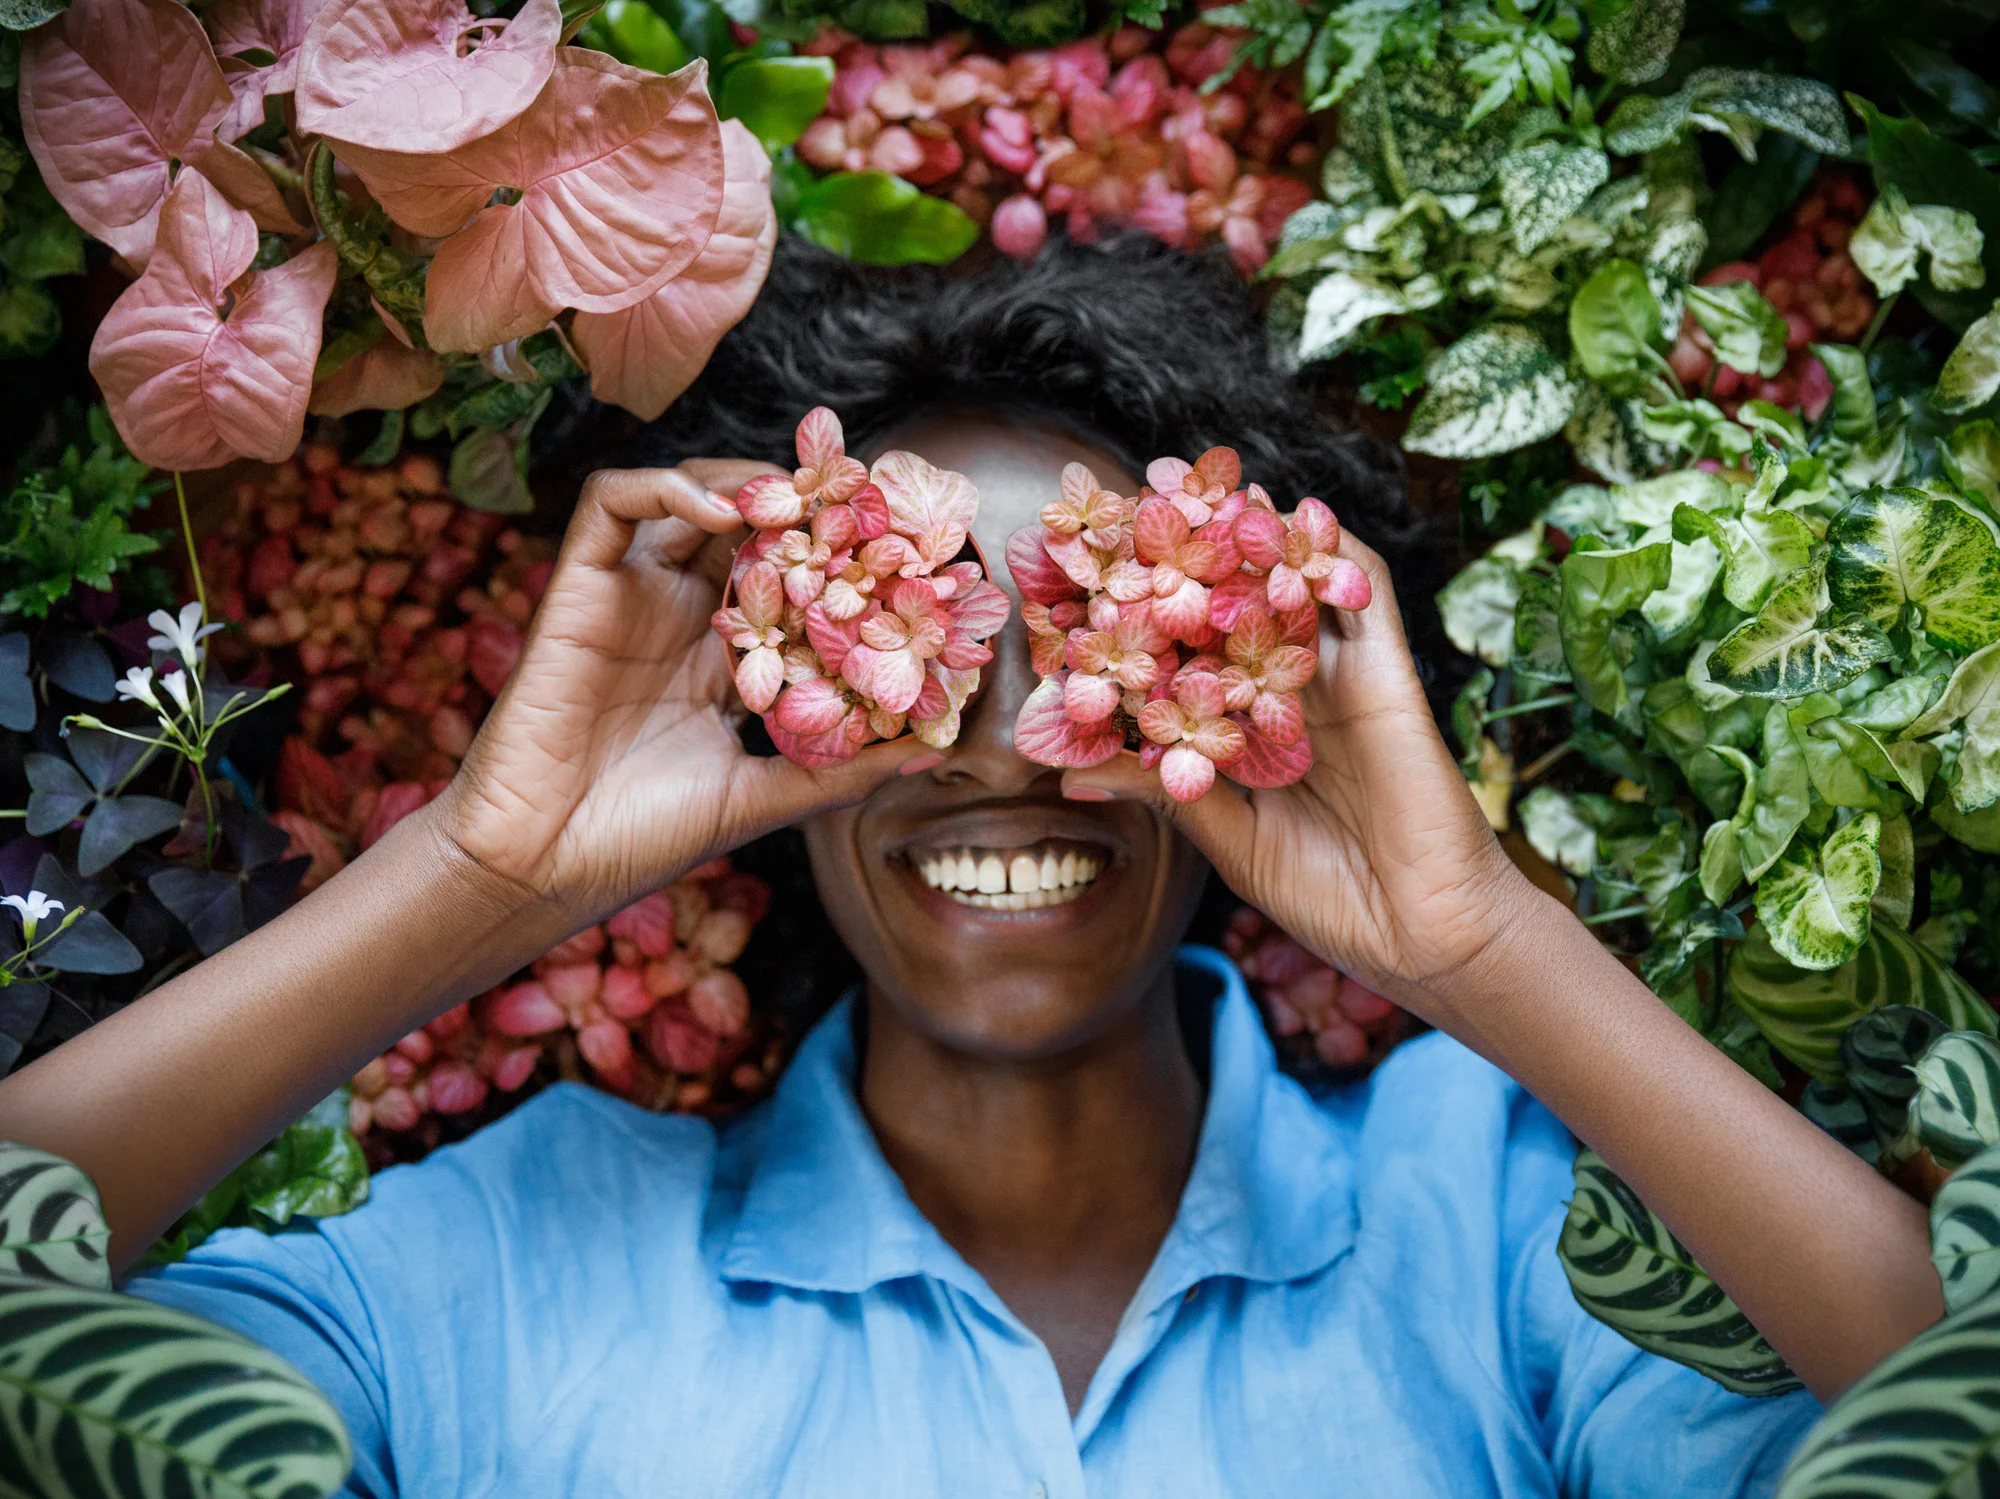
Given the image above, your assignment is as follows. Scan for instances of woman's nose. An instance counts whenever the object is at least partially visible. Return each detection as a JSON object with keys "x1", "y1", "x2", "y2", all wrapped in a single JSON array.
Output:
[{"x1": 928, "y1": 607, "x2": 1059, "y2": 793}]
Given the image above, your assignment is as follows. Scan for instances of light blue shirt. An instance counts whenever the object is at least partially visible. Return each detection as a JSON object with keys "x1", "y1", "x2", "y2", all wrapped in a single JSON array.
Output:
[{"x1": 131, "y1": 948, "x2": 1819, "y2": 1497}]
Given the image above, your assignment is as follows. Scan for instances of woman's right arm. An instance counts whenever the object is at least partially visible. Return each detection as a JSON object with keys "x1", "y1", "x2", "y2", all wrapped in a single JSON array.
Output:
[{"x1": 0, "y1": 463, "x2": 928, "y2": 1270}]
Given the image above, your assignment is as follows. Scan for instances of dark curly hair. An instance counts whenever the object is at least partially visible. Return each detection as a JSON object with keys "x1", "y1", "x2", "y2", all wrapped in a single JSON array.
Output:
[{"x1": 550, "y1": 231, "x2": 1457, "y2": 1032}]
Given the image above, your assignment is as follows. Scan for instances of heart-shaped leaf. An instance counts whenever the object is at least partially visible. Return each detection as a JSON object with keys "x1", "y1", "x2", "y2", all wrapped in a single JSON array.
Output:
[
  {"x1": 17, "y1": 0, "x2": 230, "y2": 268},
  {"x1": 307, "y1": 337, "x2": 445, "y2": 417},
  {"x1": 1753, "y1": 812, "x2": 1882, "y2": 972},
  {"x1": 77, "y1": 795, "x2": 185, "y2": 877},
  {"x1": 1708, "y1": 559, "x2": 1895, "y2": 699},
  {"x1": 22, "y1": 755, "x2": 93, "y2": 837},
  {"x1": 572, "y1": 118, "x2": 776, "y2": 421},
  {"x1": 0, "y1": 636, "x2": 32, "y2": 734},
  {"x1": 205, "y1": 0, "x2": 328, "y2": 140},
  {"x1": 1673, "y1": 502, "x2": 1815, "y2": 614},
  {"x1": 89, "y1": 169, "x2": 338, "y2": 471},
  {"x1": 338, "y1": 48, "x2": 723, "y2": 352},
  {"x1": 1909, "y1": 639, "x2": 2000, "y2": 814},
  {"x1": 295, "y1": 0, "x2": 560, "y2": 152},
  {"x1": 148, "y1": 865, "x2": 247, "y2": 956},
  {"x1": 715, "y1": 55, "x2": 833, "y2": 153},
  {"x1": 1556, "y1": 537, "x2": 1673, "y2": 722},
  {"x1": 39, "y1": 631, "x2": 115, "y2": 703},
  {"x1": 0, "y1": 1142, "x2": 109, "y2": 1290},
  {"x1": 1403, "y1": 323, "x2": 1578, "y2": 460},
  {"x1": 1828, "y1": 485, "x2": 2000, "y2": 653},
  {"x1": 1568, "y1": 258, "x2": 1665, "y2": 395},
  {"x1": 1686, "y1": 280, "x2": 1788, "y2": 378}
]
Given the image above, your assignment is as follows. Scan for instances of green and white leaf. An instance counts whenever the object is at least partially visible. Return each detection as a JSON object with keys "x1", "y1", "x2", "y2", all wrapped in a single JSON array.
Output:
[
  {"x1": 1437, "y1": 554, "x2": 1525, "y2": 666},
  {"x1": 1850, "y1": 184, "x2": 1988, "y2": 299},
  {"x1": 1297, "y1": 272, "x2": 1427, "y2": 363},
  {"x1": 1837, "y1": 417, "x2": 1913, "y2": 491},
  {"x1": 1698, "y1": 745, "x2": 1759, "y2": 904},
  {"x1": 1520, "y1": 787, "x2": 1598, "y2": 877},
  {"x1": 1638, "y1": 529, "x2": 1722, "y2": 639},
  {"x1": 0, "y1": 1273, "x2": 353, "y2": 1499},
  {"x1": 1909, "y1": 639, "x2": 2000, "y2": 813},
  {"x1": 1644, "y1": 216, "x2": 1709, "y2": 332},
  {"x1": 1641, "y1": 396, "x2": 1754, "y2": 466},
  {"x1": 1842, "y1": 1004, "x2": 1949, "y2": 1145},
  {"x1": 1800, "y1": 1080, "x2": 1880, "y2": 1166},
  {"x1": 1565, "y1": 384, "x2": 1675, "y2": 483},
  {"x1": 1754, "y1": 812, "x2": 1882, "y2": 972},
  {"x1": 1586, "y1": 0, "x2": 1682, "y2": 85},
  {"x1": 1496, "y1": 142, "x2": 1610, "y2": 255},
  {"x1": 1403, "y1": 324, "x2": 1577, "y2": 459},
  {"x1": 1937, "y1": 299, "x2": 2000, "y2": 416},
  {"x1": 1686, "y1": 280, "x2": 1787, "y2": 378},
  {"x1": 1811, "y1": 342, "x2": 1878, "y2": 442},
  {"x1": 1681, "y1": 68, "x2": 1848, "y2": 156},
  {"x1": 1741, "y1": 704, "x2": 1812, "y2": 880},
  {"x1": 1827, "y1": 486, "x2": 2000, "y2": 653},
  {"x1": 1909, "y1": 1030, "x2": 2000, "y2": 1169},
  {"x1": 1809, "y1": 715, "x2": 1939, "y2": 804},
  {"x1": 1943, "y1": 420, "x2": 2000, "y2": 512},
  {"x1": 1341, "y1": 56, "x2": 1517, "y2": 199},
  {"x1": 1673, "y1": 502, "x2": 1814, "y2": 614},
  {"x1": 0, "y1": 1144, "x2": 109, "y2": 1291},
  {"x1": 1709, "y1": 560, "x2": 1896, "y2": 699},
  {"x1": 1937, "y1": 796, "x2": 2000, "y2": 853},
  {"x1": 1559, "y1": 1148, "x2": 1800, "y2": 1397},
  {"x1": 1930, "y1": 1140, "x2": 2000, "y2": 1312}
]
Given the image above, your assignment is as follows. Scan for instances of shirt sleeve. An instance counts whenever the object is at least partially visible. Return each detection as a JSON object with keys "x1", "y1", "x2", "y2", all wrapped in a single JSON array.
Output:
[
  {"x1": 1499, "y1": 1099, "x2": 1823, "y2": 1499},
  {"x1": 126, "y1": 1222, "x2": 397, "y2": 1499}
]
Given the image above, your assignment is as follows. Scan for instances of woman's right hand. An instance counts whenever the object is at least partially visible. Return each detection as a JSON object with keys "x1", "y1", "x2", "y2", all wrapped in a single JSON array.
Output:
[{"x1": 430, "y1": 461, "x2": 933, "y2": 928}]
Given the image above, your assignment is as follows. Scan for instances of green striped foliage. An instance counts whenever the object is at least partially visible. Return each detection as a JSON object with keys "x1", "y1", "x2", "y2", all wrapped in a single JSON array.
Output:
[
  {"x1": 1778, "y1": 1295, "x2": 2000, "y2": 1498},
  {"x1": 1931, "y1": 1140, "x2": 2000, "y2": 1313},
  {"x1": 0, "y1": 1274, "x2": 353, "y2": 1499},
  {"x1": 0, "y1": 1144, "x2": 109, "y2": 1291},
  {"x1": 1727, "y1": 920, "x2": 1997, "y2": 1082},
  {"x1": 1800, "y1": 1081, "x2": 1880, "y2": 1165},
  {"x1": 1842, "y1": 1006, "x2": 1951, "y2": 1146},
  {"x1": 1559, "y1": 1148, "x2": 1800, "y2": 1397},
  {"x1": 1909, "y1": 1031, "x2": 2000, "y2": 1170}
]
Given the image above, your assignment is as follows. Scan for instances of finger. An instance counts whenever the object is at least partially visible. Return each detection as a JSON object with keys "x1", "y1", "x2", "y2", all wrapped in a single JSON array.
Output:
[
  {"x1": 1058, "y1": 755, "x2": 1259, "y2": 865},
  {"x1": 566, "y1": 468, "x2": 742, "y2": 573},
  {"x1": 678, "y1": 458, "x2": 789, "y2": 498},
  {"x1": 736, "y1": 735, "x2": 947, "y2": 831}
]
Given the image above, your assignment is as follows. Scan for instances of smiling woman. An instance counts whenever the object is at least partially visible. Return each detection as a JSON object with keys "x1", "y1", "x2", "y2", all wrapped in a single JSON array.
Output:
[{"x1": 0, "y1": 235, "x2": 1952, "y2": 1498}]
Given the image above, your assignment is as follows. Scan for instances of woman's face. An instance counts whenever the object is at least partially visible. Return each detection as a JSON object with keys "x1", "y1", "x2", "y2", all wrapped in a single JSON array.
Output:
[{"x1": 802, "y1": 413, "x2": 1207, "y2": 1061}]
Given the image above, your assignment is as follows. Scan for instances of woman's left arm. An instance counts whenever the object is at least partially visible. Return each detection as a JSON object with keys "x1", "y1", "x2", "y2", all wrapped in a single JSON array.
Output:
[{"x1": 1065, "y1": 533, "x2": 1941, "y2": 1403}]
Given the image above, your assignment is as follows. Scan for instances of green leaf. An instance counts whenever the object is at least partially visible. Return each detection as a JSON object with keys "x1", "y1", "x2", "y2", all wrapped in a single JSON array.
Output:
[
  {"x1": 1936, "y1": 796, "x2": 2000, "y2": 852},
  {"x1": 1640, "y1": 396, "x2": 1754, "y2": 465},
  {"x1": 239, "y1": 1119, "x2": 369, "y2": 1229},
  {"x1": 1557, "y1": 537, "x2": 1673, "y2": 721},
  {"x1": 1673, "y1": 503, "x2": 1815, "y2": 614},
  {"x1": 1800, "y1": 1079, "x2": 1880, "y2": 1165},
  {"x1": 1728, "y1": 918, "x2": 1997, "y2": 1082},
  {"x1": 1511, "y1": 568, "x2": 1567, "y2": 687},
  {"x1": 1403, "y1": 324, "x2": 1577, "y2": 460},
  {"x1": 1568, "y1": 258, "x2": 1665, "y2": 397},
  {"x1": 1942, "y1": 420, "x2": 2000, "y2": 511},
  {"x1": 793, "y1": 171, "x2": 979, "y2": 266},
  {"x1": 0, "y1": 276, "x2": 60, "y2": 360},
  {"x1": 1931, "y1": 1139, "x2": 2000, "y2": 1312},
  {"x1": 1828, "y1": 485, "x2": 2000, "y2": 653},
  {"x1": 0, "y1": 1272, "x2": 354, "y2": 1497},
  {"x1": 1686, "y1": 281, "x2": 1787, "y2": 379},
  {"x1": 1851, "y1": 97, "x2": 2000, "y2": 333},
  {"x1": 1519, "y1": 786, "x2": 1596, "y2": 877},
  {"x1": 1849, "y1": 183, "x2": 1988, "y2": 300},
  {"x1": 1495, "y1": 142, "x2": 1609, "y2": 256},
  {"x1": 1296, "y1": 272, "x2": 1424, "y2": 363},
  {"x1": 1777, "y1": 1294, "x2": 2000, "y2": 1497},
  {"x1": 1937, "y1": 300, "x2": 2000, "y2": 416},
  {"x1": 1436, "y1": 554, "x2": 1523, "y2": 667},
  {"x1": 1341, "y1": 54, "x2": 1516, "y2": 200},
  {"x1": 1605, "y1": 68, "x2": 1845, "y2": 159},
  {"x1": 716, "y1": 56, "x2": 834, "y2": 152},
  {"x1": 1810, "y1": 342, "x2": 1877, "y2": 442},
  {"x1": 1909, "y1": 638, "x2": 2000, "y2": 813},
  {"x1": 1841, "y1": 1004, "x2": 1948, "y2": 1146},
  {"x1": 1585, "y1": 0, "x2": 1681, "y2": 85},
  {"x1": 0, "y1": 0, "x2": 65, "y2": 29},
  {"x1": 1559, "y1": 1148, "x2": 1800, "y2": 1397},
  {"x1": 0, "y1": 173, "x2": 85, "y2": 282},
  {"x1": 0, "y1": 1143, "x2": 109, "y2": 1290},
  {"x1": 1754, "y1": 812, "x2": 1882, "y2": 971},
  {"x1": 1909, "y1": 1030, "x2": 2000, "y2": 1169},
  {"x1": 1709, "y1": 560, "x2": 1896, "y2": 700},
  {"x1": 448, "y1": 421, "x2": 537, "y2": 516}
]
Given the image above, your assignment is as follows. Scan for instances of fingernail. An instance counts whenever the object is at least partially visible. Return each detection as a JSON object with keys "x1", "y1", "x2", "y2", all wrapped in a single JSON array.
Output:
[
  {"x1": 899, "y1": 751, "x2": 946, "y2": 776},
  {"x1": 705, "y1": 488, "x2": 737, "y2": 512},
  {"x1": 1064, "y1": 785, "x2": 1115, "y2": 802}
]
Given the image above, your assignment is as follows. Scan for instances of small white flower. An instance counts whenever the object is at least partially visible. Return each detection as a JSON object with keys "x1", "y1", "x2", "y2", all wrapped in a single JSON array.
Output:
[
  {"x1": 146, "y1": 601, "x2": 223, "y2": 668},
  {"x1": 159, "y1": 668, "x2": 194, "y2": 717},
  {"x1": 2, "y1": 891, "x2": 64, "y2": 941},
  {"x1": 114, "y1": 666, "x2": 159, "y2": 710}
]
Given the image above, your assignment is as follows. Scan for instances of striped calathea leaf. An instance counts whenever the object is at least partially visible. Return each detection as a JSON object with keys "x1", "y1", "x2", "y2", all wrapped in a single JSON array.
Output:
[
  {"x1": 1930, "y1": 1139, "x2": 2000, "y2": 1313},
  {"x1": 1799, "y1": 1080, "x2": 1880, "y2": 1166},
  {"x1": 1727, "y1": 920, "x2": 1997, "y2": 1083},
  {"x1": 1827, "y1": 486, "x2": 2000, "y2": 655},
  {"x1": 1751, "y1": 812, "x2": 1882, "y2": 972},
  {"x1": 1709, "y1": 560, "x2": 1897, "y2": 699},
  {"x1": 1559, "y1": 1149, "x2": 1800, "y2": 1397},
  {"x1": 1907, "y1": 1031, "x2": 2000, "y2": 1170},
  {"x1": 0, "y1": 1142, "x2": 109, "y2": 1290},
  {"x1": 1776, "y1": 1295, "x2": 2000, "y2": 1499},
  {"x1": 1841, "y1": 1005, "x2": 1951, "y2": 1147}
]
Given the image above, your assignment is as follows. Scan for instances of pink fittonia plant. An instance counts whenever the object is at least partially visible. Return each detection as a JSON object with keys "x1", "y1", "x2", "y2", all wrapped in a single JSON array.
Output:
[
  {"x1": 22, "y1": 0, "x2": 766, "y2": 473},
  {"x1": 1009, "y1": 448, "x2": 1370, "y2": 802},
  {"x1": 715, "y1": 408, "x2": 1011, "y2": 768}
]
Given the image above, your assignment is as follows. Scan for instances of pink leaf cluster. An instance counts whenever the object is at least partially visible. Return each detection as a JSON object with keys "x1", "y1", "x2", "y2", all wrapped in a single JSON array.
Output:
[
  {"x1": 1222, "y1": 907, "x2": 1407, "y2": 1072},
  {"x1": 711, "y1": 407, "x2": 1010, "y2": 768},
  {"x1": 1008, "y1": 446, "x2": 1369, "y2": 802},
  {"x1": 796, "y1": 19, "x2": 1315, "y2": 274},
  {"x1": 24, "y1": 0, "x2": 762, "y2": 472}
]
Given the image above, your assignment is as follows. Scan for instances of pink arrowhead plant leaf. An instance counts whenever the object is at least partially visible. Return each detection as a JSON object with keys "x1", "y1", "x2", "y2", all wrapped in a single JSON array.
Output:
[
  {"x1": 206, "y1": 0, "x2": 328, "y2": 140},
  {"x1": 336, "y1": 49, "x2": 724, "y2": 352},
  {"x1": 89, "y1": 169, "x2": 338, "y2": 470},
  {"x1": 309, "y1": 337, "x2": 446, "y2": 416},
  {"x1": 18, "y1": 0, "x2": 232, "y2": 269},
  {"x1": 571, "y1": 120, "x2": 777, "y2": 422},
  {"x1": 294, "y1": 0, "x2": 561, "y2": 153}
]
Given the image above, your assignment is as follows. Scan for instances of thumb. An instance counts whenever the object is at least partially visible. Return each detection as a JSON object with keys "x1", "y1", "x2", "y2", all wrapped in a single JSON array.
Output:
[
  {"x1": 735, "y1": 735, "x2": 946, "y2": 833},
  {"x1": 1059, "y1": 753, "x2": 1258, "y2": 869}
]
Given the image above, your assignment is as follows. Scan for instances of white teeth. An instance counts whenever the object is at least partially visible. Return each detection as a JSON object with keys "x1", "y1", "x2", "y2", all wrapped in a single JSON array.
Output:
[
  {"x1": 977, "y1": 854, "x2": 1006, "y2": 893},
  {"x1": 1008, "y1": 854, "x2": 1038, "y2": 893},
  {"x1": 956, "y1": 852, "x2": 978, "y2": 890},
  {"x1": 1060, "y1": 850, "x2": 1077, "y2": 886},
  {"x1": 1039, "y1": 850, "x2": 1061, "y2": 889},
  {"x1": 914, "y1": 842, "x2": 1108, "y2": 910}
]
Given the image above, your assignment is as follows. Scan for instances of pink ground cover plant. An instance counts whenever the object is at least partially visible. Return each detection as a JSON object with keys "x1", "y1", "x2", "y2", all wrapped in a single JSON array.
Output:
[
  {"x1": 714, "y1": 406, "x2": 1011, "y2": 767},
  {"x1": 1010, "y1": 447, "x2": 1369, "y2": 802}
]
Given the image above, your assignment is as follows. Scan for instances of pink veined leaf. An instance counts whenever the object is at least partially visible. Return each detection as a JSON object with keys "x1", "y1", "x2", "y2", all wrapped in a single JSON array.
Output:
[
  {"x1": 1132, "y1": 496, "x2": 1188, "y2": 564},
  {"x1": 19, "y1": 0, "x2": 231, "y2": 268},
  {"x1": 89, "y1": 169, "x2": 338, "y2": 470},
  {"x1": 1042, "y1": 528, "x2": 1103, "y2": 590},
  {"x1": 734, "y1": 644, "x2": 785, "y2": 713},
  {"x1": 864, "y1": 644, "x2": 926, "y2": 715},
  {"x1": 1207, "y1": 571, "x2": 1269, "y2": 632},
  {"x1": 1005, "y1": 526, "x2": 1084, "y2": 605},
  {"x1": 339, "y1": 49, "x2": 724, "y2": 352},
  {"x1": 773, "y1": 676, "x2": 848, "y2": 736},
  {"x1": 795, "y1": 406, "x2": 850, "y2": 480},
  {"x1": 1145, "y1": 456, "x2": 1191, "y2": 500},
  {"x1": 1315, "y1": 557, "x2": 1372, "y2": 610},
  {"x1": 1151, "y1": 575, "x2": 1210, "y2": 640},
  {"x1": 873, "y1": 449, "x2": 978, "y2": 572},
  {"x1": 1014, "y1": 674, "x2": 1123, "y2": 768},
  {"x1": 1223, "y1": 714, "x2": 1314, "y2": 789},
  {"x1": 1158, "y1": 744, "x2": 1216, "y2": 802},
  {"x1": 768, "y1": 707, "x2": 868, "y2": 769},
  {"x1": 804, "y1": 602, "x2": 861, "y2": 674},
  {"x1": 737, "y1": 473, "x2": 808, "y2": 529},
  {"x1": 294, "y1": 0, "x2": 560, "y2": 153},
  {"x1": 1064, "y1": 670, "x2": 1121, "y2": 724},
  {"x1": 948, "y1": 578, "x2": 1012, "y2": 639},
  {"x1": 1191, "y1": 446, "x2": 1241, "y2": 494},
  {"x1": 735, "y1": 560, "x2": 784, "y2": 627},
  {"x1": 1249, "y1": 689, "x2": 1304, "y2": 746},
  {"x1": 571, "y1": 120, "x2": 777, "y2": 422},
  {"x1": 1233, "y1": 506, "x2": 1285, "y2": 569},
  {"x1": 308, "y1": 337, "x2": 445, "y2": 415},
  {"x1": 206, "y1": 0, "x2": 327, "y2": 140}
]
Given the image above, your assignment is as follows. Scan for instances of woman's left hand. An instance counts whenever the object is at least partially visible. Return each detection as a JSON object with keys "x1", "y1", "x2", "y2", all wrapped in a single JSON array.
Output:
[{"x1": 1059, "y1": 532, "x2": 1553, "y2": 1024}]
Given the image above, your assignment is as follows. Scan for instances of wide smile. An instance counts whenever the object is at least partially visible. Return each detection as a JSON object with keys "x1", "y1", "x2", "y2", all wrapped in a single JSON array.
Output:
[{"x1": 908, "y1": 839, "x2": 1107, "y2": 911}]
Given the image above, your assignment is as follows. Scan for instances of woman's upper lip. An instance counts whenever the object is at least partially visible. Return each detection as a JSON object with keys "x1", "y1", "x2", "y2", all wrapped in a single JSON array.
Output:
[{"x1": 889, "y1": 802, "x2": 1127, "y2": 858}]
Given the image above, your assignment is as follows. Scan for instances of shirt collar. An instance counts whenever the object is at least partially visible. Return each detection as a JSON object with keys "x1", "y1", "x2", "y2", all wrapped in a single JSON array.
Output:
[{"x1": 719, "y1": 945, "x2": 1358, "y2": 1306}]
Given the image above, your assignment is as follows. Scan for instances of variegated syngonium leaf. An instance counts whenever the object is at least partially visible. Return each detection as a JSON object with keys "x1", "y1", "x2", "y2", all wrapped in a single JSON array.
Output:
[
  {"x1": 1930, "y1": 1138, "x2": 2000, "y2": 1313},
  {"x1": 1436, "y1": 554, "x2": 1524, "y2": 667},
  {"x1": 1937, "y1": 299, "x2": 2000, "y2": 417},
  {"x1": 1556, "y1": 536, "x2": 1673, "y2": 723},
  {"x1": 1708, "y1": 559, "x2": 1895, "y2": 700},
  {"x1": 1908, "y1": 639, "x2": 2000, "y2": 815},
  {"x1": 1559, "y1": 1148, "x2": 1800, "y2": 1397},
  {"x1": 1402, "y1": 323, "x2": 1577, "y2": 460},
  {"x1": 0, "y1": 1272, "x2": 354, "y2": 1498},
  {"x1": 1827, "y1": 485, "x2": 2000, "y2": 654},
  {"x1": 1753, "y1": 812, "x2": 1881, "y2": 972},
  {"x1": 0, "y1": 1142, "x2": 110, "y2": 1290},
  {"x1": 1672, "y1": 500, "x2": 1814, "y2": 615},
  {"x1": 1908, "y1": 1030, "x2": 2000, "y2": 1170},
  {"x1": 1848, "y1": 184, "x2": 1987, "y2": 301}
]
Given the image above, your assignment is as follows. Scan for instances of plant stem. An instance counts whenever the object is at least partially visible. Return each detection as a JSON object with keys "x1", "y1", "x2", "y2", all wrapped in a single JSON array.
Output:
[
  {"x1": 1518, "y1": 739, "x2": 1574, "y2": 784},
  {"x1": 1859, "y1": 292, "x2": 1898, "y2": 356},
  {"x1": 1482, "y1": 692, "x2": 1576, "y2": 723},
  {"x1": 1583, "y1": 903, "x2": 1649, "y2": 926},
  {"x1": 175, "y1": 472, "x2": 207, "y2": 619}
]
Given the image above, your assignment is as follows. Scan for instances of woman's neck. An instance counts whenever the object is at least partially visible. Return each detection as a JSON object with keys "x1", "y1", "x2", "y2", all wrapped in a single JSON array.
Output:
[{"x1": 858, "y1": 964, "x2": 1203, "y2": 1410}]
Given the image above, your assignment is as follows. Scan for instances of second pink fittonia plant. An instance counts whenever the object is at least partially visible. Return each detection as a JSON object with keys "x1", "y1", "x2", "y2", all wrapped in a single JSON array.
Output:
[
  {"x1": 1009, "y1": 448, "x2": 1370, "y2": 803},
  {"x1": 714, "y1": 407, "x2": 1011, "y2": 768},
  {"x1": 20, "y1": 0, "x2": 773, "y2": 474}
]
